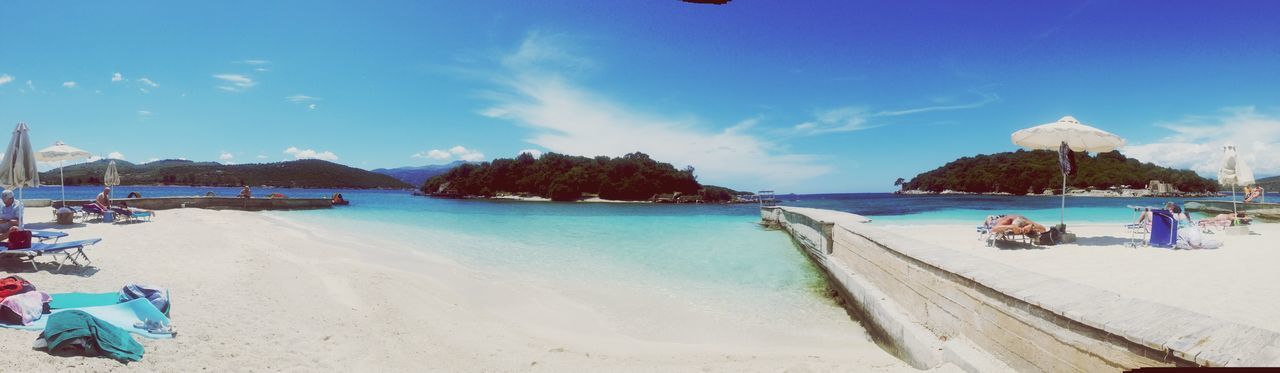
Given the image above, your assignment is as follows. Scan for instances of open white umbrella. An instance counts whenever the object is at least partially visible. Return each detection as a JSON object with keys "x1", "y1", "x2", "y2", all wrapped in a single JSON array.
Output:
[
  {"x1": 1012, "y1": 116, "x2": 1126, "y2": 225},
  {"x1": 104, "y1": 160, "x2": 121, "y2": 189},
  {"x1": 35, "y1": 141, "x2": 92, "y2": 207},
  {"x1": 1218, "y1": 145, "x2": 1255, "y2": 214},
  {"x1": 0, "y1": 123, "x2": 41, "y2": 198}
]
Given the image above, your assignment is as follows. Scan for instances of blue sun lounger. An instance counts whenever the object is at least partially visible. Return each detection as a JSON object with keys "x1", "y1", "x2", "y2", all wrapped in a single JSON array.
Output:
[{"x1": 0, "y1": 238, "x2": 102, "y2": 271}]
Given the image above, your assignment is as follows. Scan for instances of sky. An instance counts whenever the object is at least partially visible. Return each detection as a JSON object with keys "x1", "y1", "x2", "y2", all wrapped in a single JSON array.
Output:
[{"x1": 2, "y1": 1, "x2": 1279, "y2": 193}]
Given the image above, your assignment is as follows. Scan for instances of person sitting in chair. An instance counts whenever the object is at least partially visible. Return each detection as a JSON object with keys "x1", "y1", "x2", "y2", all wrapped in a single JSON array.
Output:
[
  {"x1": 95, "y1": 187, "x2": 112, "y2": 210},
  {"x1": 1136, "y1": 202, "x2": 1189, "y2": 225},
  {"x1": 1245, "y1": 186, "x2": 1263, "y2": 203},
  {"x1": 0, "y1": 190, "x2": 24, "y2": 241}
]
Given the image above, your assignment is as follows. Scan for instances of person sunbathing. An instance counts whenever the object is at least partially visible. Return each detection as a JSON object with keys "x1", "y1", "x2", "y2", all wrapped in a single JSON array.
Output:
[
  {"x1": 1200, "y1": 212, "x2": 1250, "y2": 226},
  {"x1": 991, "y1": 216, "x2": 1048, "y2": 236},
  {"x1": 1245, "y1": 186, "x2": 1262, "y2": 203}
]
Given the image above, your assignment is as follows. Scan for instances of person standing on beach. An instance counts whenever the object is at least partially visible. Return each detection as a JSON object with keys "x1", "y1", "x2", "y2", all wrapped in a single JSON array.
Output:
[
  {"x1": 0, "y1": 190, "x2": 24, "y2": 240},
  {"x1": 239, "y1": 186, "x2": 252, "y2": 199}
]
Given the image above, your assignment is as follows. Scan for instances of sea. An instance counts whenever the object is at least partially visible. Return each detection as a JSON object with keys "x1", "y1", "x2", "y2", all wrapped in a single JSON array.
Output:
[{"x1": 13, "y1": 185, "x2": 1262, "y2": 350}]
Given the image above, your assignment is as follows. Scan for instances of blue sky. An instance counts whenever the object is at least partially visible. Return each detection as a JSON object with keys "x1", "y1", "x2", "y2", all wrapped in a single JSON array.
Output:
[{"x1": 2, "y1": 1, "x2": 1278, "y2": 193}]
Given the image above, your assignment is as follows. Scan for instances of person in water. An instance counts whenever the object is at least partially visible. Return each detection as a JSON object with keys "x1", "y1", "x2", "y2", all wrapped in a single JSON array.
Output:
[{"x1": 331, "y1": 193, "x2": 346, "y2": 204}]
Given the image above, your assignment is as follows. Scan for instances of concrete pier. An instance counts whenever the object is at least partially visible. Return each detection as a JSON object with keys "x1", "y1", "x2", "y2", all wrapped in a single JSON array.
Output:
[
  {"x1": 762, "y1": 206, "x2": 1280, "y2": 371},
  {"x1": 47, "y1": 197, "x2": 333, "y2": 211}
]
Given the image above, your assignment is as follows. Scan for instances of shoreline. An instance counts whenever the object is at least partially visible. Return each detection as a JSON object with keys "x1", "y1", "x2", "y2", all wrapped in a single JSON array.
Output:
[{"x1": 0, "y1": 208, "x2": 920, "y2": 371}]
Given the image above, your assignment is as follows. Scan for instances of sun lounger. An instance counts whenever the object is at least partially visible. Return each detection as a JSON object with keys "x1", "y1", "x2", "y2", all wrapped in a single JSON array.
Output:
[
  {"x1": 110, "y1": 207, "x2": 153, "y2": 223},
  {"x1": 0, "y1": 238, "x2": 102, "y2": 271},
  {"x1": 0, "y1": 298, "x2": 173, "y2": 339},
  {"x1": 80, "y1": 204, "x2": 107, "y2": 222}
]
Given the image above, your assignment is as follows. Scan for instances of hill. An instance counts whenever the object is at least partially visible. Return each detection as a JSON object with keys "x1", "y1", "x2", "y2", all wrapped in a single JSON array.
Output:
[
  {"x1": 901, "y1": 149, "x2": 1218, "y2": 194},
  {"x1": 39, "y1": 159, "x2": 412, "y2": 189},
  {"x1": 1257, "y1": 175, "x2": 1280, "y2": 191},
  {"x1": 371, "y1": 161, "x2": 470, "y2": 187},
  {"x1": 423, "y1": 152, "x2": 737, "y2": 202}
]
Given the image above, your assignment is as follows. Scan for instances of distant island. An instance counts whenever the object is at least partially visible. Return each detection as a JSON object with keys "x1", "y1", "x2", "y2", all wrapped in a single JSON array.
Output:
[
  {"x1": 372, "y1": 160, "x2": 471, "y2": 187},
  {"x1": 1256, "y1": 175, "x2": 1279, "y2": 192},
  {"x1": 422, "y1": 152, "x2": 746, "y2": 202},
  {"x1": 898, "y1": 149, "x2": 1218, "y2": 196},
  {"x1": 40, "y1": 159, "x2": 411, "y2": 189}
]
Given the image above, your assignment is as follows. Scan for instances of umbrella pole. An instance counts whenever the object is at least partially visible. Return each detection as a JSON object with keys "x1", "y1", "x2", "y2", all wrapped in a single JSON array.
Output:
[
  {"x1": 1060, "y1": 175, "x2": 1067, "y2": 225},
  {"x1": 1232, "y1": 184, "x2": 1237, "y2": 215},
  {"x1": 60, "y1": 161, "x2": 66, "y2": 208}
]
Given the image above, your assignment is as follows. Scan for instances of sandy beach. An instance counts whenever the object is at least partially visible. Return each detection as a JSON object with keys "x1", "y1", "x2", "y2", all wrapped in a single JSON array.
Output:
[
  {"x1": 0, "y1": 208, "x2": 922, "y2": 372},
  {"x1": 878, "y1": 222, "x2": 1280, "y2": 333}
]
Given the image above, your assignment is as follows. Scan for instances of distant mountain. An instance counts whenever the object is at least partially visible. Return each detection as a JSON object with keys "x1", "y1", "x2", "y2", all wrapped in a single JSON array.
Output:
[
  {"x1": 39, "y1": 159, "x2": 412, "y2": 189},
  {"x1": 902, "y1": 149, "x2": 1218, "y2": 194},
  {"x1": 371, "y1": 161, "x2": 470, "y2": 187},
  {"x1": 1257, "y1": 175, "x2": 1280, "y2": 191}
]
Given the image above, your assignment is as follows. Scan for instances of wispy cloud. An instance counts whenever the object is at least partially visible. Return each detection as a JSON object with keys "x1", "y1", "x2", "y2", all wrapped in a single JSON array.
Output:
[
  {"x1": 213, "y1": 74, "x2": 256, "y2": 92},
  {"x1": 62, "y1": 81, "x2": 77, "y2": 88},
  {"x1": 285, "y1": 94, "x2": 320, "y2": 103},
  {"x1": 284, "y1": 146, "x2": 338, "y2": 161},
  {"x1": 235, "y1": 59, "x2": 271, "y2": 65},
  {"x1": 107, "y1": 151, "x2": 125, "y2": 160},
  {"x1": 481, "y1": 32, "x2": 829, "y2": 187},
  {"x1": 0, "y1": 74, "x2": 15, "y2": 85},
  {"x1": 137, "y1": 77, "x2": 159, "y2": 88},
  {"x1": 412, "y1": 146, "x2": 485, "y2": 162},
  {"x1": 1123, "y1": 106, "x2": 1280, "y2": 178},
  {"x1": 138, "y1": 110, "x2": 152, "y2": 117},
  {"x1": 111, "y1": 72, "x2": 123, "y2": 82},
  {"x1": 793, "y1": 92, "x2": 1000, "y2": 135}
]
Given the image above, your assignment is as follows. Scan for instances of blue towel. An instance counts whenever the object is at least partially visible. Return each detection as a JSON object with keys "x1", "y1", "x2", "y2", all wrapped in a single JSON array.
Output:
[{"x1": 1, "y1": 298, "x2": 173, "y2": 339}]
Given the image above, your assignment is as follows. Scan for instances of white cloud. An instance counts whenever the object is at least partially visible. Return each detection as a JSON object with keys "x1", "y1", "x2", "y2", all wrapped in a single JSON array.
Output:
[
  {"x1": 254, "y1": 68, "x2": 270, "y2": 72},
  {"x1": 219, "y1": 152, "x2": 234, "y2": 161},
  {"x1": 62, "y1": 81, "x2": 77, "y2": 88},
  {"x1": 411, "y1": 146, "x2": 486, "y2": 162},
  {"x1": 0, "y1": 74, "x2": 13, "y2": 85},
  {"x1": 285, "y1": 94, "x2": 320, "y2": 103},
  {"x1": 235, "y1": 59, "x2": 271, "y2": 65},
  {"x1": 213, "y1": 74, "x2": 256, "y2": 92},
  {"x1": 86, "y1": 156, "x2": 102, "y2": 162},
  {"x1": 145, "y1": 158, "x2": 160, "y2": 163},
  {"x1": 283, "y1": 146, "x2": 338, "y2": 161},
  {"x1": 794, "y1": 92, "x2": 999, "y2": 135},
  {"x1": 412, "y1": 149, "x2": 453, "y2": 160},
  {"x1": 256, "y1": 154, "x2": 268, "y2": 159},
  {"x1": 1123, "y1": 106, "x2": 1280, "y2": 178},
  {"x1": 307, "y1": 103, "x2": 317, "y2": 110},
  {"x1": 481, "y1": 34, "x2": 828, "y2": 187},
  {"x1": 137, "y1": 77, "x2": 159, "y2": 88},
  {"x1": 111, "y1": 73, "x2": 123, "y2": 82},
  {"x1": 138, "y1": 110, "x2": 152, "y2": 116},
  {"x1": 518, "y1": 149, "x2": 543, "y2": 157},
  {"x1": 25, "y1": 80, "x2": 34, "y2": 90},
  {"x1": 107, "y1": 151, "x2": 125, "y2": 160}
]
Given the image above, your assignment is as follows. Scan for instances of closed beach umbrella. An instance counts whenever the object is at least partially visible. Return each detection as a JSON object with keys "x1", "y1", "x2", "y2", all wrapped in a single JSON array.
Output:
[
  {"x1": 1012, "y1": 116, "x2": 1126, "y2": 225},
  {"x1": 105, "y1": 160, "x2": 121, "y2": 189},
  {"x1": 1218, "y1": 145, "x2": 1255, "y2": 213},
  {"x1": 35, "y1": 141, "x2": 92, "y2": 207},
  {"x1": 0, "y1": 122, "x2": 41, "y2": 198}
]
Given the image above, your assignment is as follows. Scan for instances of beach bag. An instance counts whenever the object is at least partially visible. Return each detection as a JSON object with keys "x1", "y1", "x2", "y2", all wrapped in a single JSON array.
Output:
[
  {"x1": 0, "y1": 275, "x2": 34, "y2": 301},
  {"x1": 7, "y1": 230, "x2": 32, "y2": 249},
  {"x1": 1037, "y1": 227, "x2": 1061, "y2": 246}
]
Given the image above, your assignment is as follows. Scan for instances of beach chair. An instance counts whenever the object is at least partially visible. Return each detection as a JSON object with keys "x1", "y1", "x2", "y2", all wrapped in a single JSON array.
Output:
[
  {"x1": 80, "y1": 204, "x2": 107, "y2": 222},
  {"x1": 110, "y1": 207, "x2": 154, "y2": 223},
  {"x1": 0, "y1": 238, "x2": 102, "y2": 271},
  {"x1": 1148, "y1": 210, "x2": 1178, "y2": 248}
]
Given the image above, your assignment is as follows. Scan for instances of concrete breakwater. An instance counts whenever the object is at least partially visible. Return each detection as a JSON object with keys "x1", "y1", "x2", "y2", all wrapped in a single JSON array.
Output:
[
  {"x1": 761, "y1": 206, "x2": 1280, "y2": 371},
  {"x1": 44, "y1": 197, "x2": 333, "y2": 211}
]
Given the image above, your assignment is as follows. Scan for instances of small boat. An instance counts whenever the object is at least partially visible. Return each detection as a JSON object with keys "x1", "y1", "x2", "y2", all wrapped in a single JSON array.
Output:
[{"x1": 1184, "y1": 200, "x2": 1280, "y2": 222}]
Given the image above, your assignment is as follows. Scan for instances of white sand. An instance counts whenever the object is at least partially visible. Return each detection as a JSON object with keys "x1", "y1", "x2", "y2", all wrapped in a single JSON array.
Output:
[
  {"x1": 878, "y1": 222, "x2": 1280, "y2": 332},
  {"x1": 0, "y1": 208, "x2": 923, "y2": 371}
]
